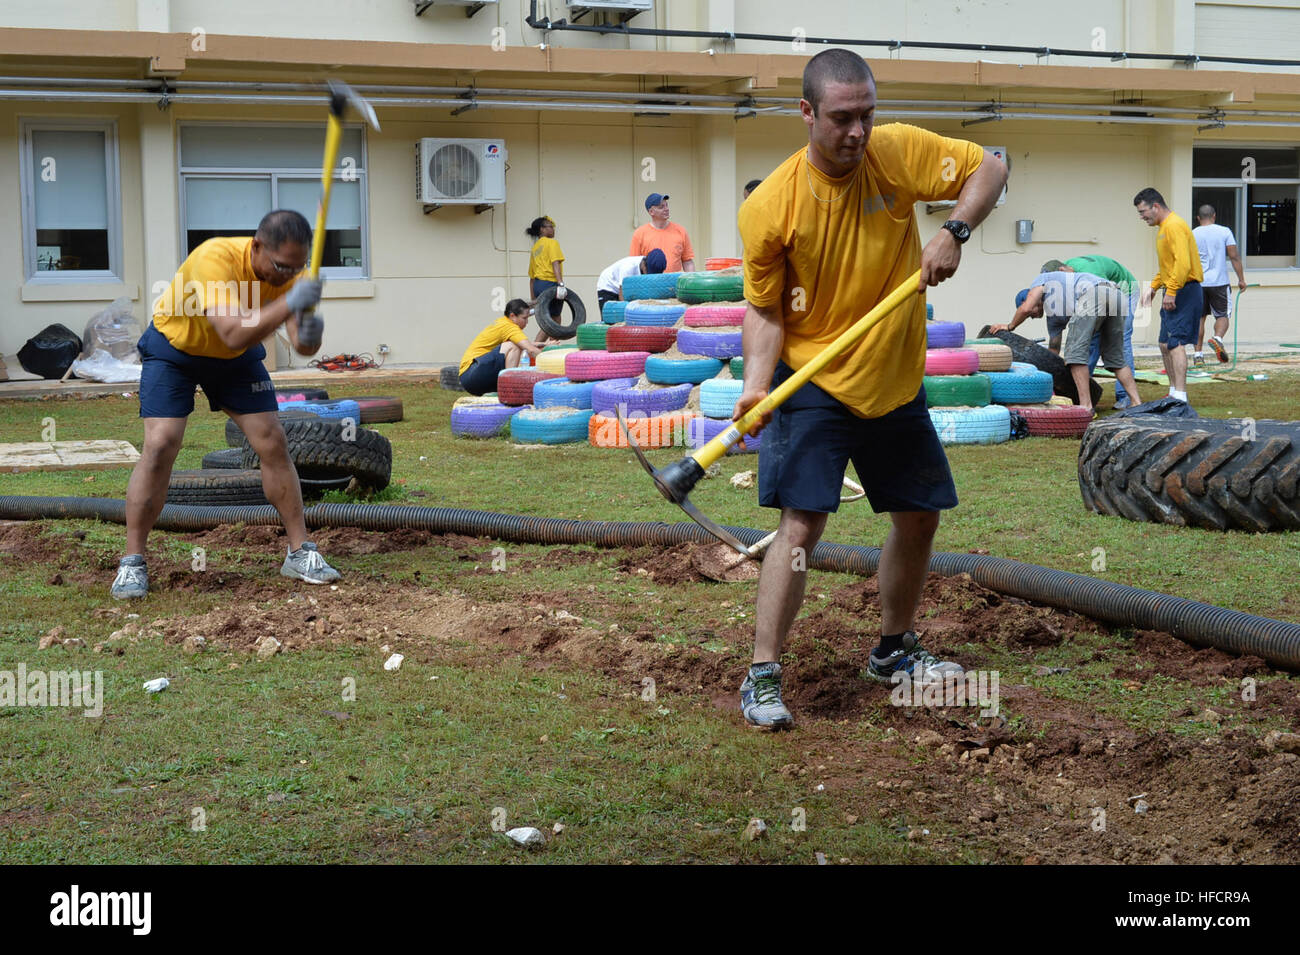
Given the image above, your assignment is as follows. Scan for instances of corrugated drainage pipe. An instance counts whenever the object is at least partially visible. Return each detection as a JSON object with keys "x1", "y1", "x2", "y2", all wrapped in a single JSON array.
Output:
[{"x1": 3, "y1": 496, "x2": 1298, "y2": 670}]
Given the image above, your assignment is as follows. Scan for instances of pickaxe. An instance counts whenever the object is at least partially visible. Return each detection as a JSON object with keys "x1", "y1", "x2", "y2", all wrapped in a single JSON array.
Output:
[
  {"x1": 297, "y1": 80, "x2": 381, "y2": 352},
  {"x1": 621, "y1": 269, "x2": 922, "y2": 559}
]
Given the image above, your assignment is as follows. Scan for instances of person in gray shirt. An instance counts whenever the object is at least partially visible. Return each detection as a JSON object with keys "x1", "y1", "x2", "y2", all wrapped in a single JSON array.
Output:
[{"x1": 989, "y1": 271, "x2": 1141, "y2": 415}]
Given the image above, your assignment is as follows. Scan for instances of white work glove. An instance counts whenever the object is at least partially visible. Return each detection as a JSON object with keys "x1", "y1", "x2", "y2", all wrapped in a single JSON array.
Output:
[
  {"x1": 555, "y1": 283, "x2": 567, "y2": 301},
  {"x1": 284, "y1": 278, "x2": 323, "y2": 313}
]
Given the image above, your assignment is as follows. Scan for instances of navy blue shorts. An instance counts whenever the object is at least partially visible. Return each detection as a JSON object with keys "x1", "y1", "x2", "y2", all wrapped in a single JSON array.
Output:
[
  {"x1": 1159, "y1": 281, "x2": 1202, "y2": 349},
  {"x1": 758, "y1": 362, "x2": 959, "y2": 514},
  {"x1": 137, "y1": 323, "x2": 277, "y2": 419},
  {"x1": 459, "y1": 349, "x2": 506, "y2": 396}
]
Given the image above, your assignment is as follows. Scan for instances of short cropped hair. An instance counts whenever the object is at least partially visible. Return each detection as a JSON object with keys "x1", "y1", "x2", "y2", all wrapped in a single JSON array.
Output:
[
  {"x1": 1133, "y1": 187, "x2": 1166, "y2": 208},
  {"x1": 802, "y1": 49, "x2": 875, "y2": 115},
  {"x1": 1040, "y1": 259, "x2": 1067, "y2": 273},
  {"x1": 1198, "y1": 204, "x2": 1216, "y2": 219},
  {"x1": 256, "y1": 210, "x2": 312, "y2": 249}
]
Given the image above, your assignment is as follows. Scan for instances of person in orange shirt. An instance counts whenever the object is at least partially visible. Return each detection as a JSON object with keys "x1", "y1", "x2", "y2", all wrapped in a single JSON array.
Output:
[
  {"x1": 731, "y1": 49, "x2": 1007, "y2": 729},
  {"x1": 629, "y1": 193, "x2": 696, "y2": 272},
  {"x1": 1134, "y1": 188, "x2": 1204, "y2": 403}
]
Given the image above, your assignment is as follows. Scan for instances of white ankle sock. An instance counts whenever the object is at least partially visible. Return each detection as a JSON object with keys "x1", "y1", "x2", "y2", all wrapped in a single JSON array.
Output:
[{"x1": 1170, "y1": 389, "x2": 1188, "y2": 401}]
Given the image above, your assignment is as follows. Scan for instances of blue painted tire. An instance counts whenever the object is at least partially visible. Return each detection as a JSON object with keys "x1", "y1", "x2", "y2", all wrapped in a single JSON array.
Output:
[
  {"x1": 644, "y1": 355, "x2": 724, "y2": 385},
  {"x1": 699, "y1": 377, "x2": 744, "y2": 419},
  {"x1": 926, "y1": 321, "x2": 966, "y2": 349},
  {"x1": 532, "y1": 377, "x2": 596, "y2": 410},
  {"x1": 509, "y1": 407, "x2": 595, "y2": 445},
  {"x1": 687, "y1": 415, "x2": 764, "y2": 454},
  {"x1": 928, "y1": 405, "x2": 1011, "y2": 445},
  {"x1": 986, "y1": 362, "x2": 1054, "y2": 404},
  {"x1": 602, "y1": 300, "x2": 627, "y2": 324},
  {"x1": 676, "y1": 326, "x2": 743, "y2": 359},
  {"x1": 278, "y1": 398, "x2": 361, "y2": 422},
  {"x1": 590, "y1": 377, "x2": 692, "y2": 416},
  {"x1": 621, "y1": 272, "x2": 682, "y2": 301},
  {"x1": 625, "y1": 301, "x2": 686, "y2": 327},
  {"x1": 926, "y1": 303, "x2": 934, "y2": 321},
  {"x1": 450, "y1": 397, "x2": 524, "y2": 438}
]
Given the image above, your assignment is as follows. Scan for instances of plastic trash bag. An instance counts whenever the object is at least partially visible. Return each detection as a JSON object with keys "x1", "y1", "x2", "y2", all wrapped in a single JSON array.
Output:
[
  {"x1": 68, "y1": 297, "x2": 144, "y2": 382},
  {"x1": 17, "y1": 323, "x2": 82, "y2": 379},
  {"x1": 81, "y1": 297, "x2": 142, "y2": 361},
  {"x1": 70, "y1": 349, "x2": 142, "y2": 383},
  {"x1": 1112, "y1": 396, "x2": 1199, "y2": 419}
]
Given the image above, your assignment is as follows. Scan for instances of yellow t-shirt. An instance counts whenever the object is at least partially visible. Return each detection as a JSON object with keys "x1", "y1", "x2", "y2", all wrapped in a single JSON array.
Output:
[
  {"x1": 459, "y1": 317, "x2": 528, "y2": 375},
  {"x1": 151, "y1": 236, "x2": 295, "y2": 359},
  {"x1": 528, "y1": 237, "x2": 565, "y2": 282},
  {"x1": 1152, "y1": 212, "x2": 1204, "y2": 296},
  {"x1": 738, "y1": 124, "x2": 985, "y2": 419}
]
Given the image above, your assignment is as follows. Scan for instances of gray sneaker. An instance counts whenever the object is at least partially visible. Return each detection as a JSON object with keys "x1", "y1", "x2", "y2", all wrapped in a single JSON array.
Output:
[
  {"x1": 281, "y1": 541, "x2": 340, "y2": 585},
  {"x1": 111, "y1": 554, "x2": 148, "y2": 600},
  {"x1": 740, "y1": 662, "x2": 794, "y2": 730},
  {"x1": 868, "y1": 631, "x2": 964, "y2": 686}
]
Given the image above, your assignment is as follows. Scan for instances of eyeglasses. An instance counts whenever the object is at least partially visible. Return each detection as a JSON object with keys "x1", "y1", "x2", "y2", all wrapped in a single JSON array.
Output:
[{"x1": 268, "y1": 257, "x2": 301, "y2": 275}]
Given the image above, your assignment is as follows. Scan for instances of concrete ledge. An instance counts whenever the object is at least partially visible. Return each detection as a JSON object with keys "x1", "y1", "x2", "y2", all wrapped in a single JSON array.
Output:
[
  {"x1": 322, "y1": 281, "x2": 376, "y2": 299},
  {"x1": 21, "y1": 282, "x2": 140, "y2": 303}
]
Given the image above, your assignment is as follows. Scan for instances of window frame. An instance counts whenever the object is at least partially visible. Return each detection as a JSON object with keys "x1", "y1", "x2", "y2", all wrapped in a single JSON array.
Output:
[
  {"x1": 176, "y1": 121, "x2": 370, "y2": 280},
  {"x1": 1192, "y1": 142, "x2": 1300, "y2": 270},
  {"x1": 19, "y1": 118, "x2": 124, "y2": 283}
]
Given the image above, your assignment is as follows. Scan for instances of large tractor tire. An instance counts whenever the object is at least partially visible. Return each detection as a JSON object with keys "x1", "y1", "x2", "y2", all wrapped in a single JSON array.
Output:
[
  {"x1": 1078, "y1": 416, "x2": 1300, "y2": 532},
  {"x1": 241, "y1": 416, "x2": 392, "y2": 491}
]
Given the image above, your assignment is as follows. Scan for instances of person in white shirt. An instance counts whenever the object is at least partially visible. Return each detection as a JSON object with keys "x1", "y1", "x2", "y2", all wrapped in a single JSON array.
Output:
[
  {"x1": 1192, "y1": 205, "x2": 1247, "y2": 365},
  {"x1": 595, "y1": 248, "x2": 666, "y2": 313}
]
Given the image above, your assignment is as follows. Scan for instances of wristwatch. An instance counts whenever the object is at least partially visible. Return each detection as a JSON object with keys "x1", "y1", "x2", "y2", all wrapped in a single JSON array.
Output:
[{"x1": 942, "y1": 219, "x2": 972, "y2": 244}]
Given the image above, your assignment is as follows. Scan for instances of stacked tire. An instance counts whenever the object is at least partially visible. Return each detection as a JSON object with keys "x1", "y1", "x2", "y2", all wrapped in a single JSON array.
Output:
[{"x1": 922, "y1": 314, "x2": 1009, "y2": 446}]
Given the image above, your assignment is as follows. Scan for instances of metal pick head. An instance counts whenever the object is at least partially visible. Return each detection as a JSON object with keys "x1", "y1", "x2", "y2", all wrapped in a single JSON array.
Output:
[
  {"x1": 326, "y1": 79, "x2": 381, "y2": 131},
  {"x1": 617, "y1": 408, "x2": 753, "y2": 559}
]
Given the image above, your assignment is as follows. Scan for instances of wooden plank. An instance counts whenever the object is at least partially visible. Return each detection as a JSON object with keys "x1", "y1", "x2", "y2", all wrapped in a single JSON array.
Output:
[{"x1": 0, "y1": 440, "x2": 139, "y2": 472}]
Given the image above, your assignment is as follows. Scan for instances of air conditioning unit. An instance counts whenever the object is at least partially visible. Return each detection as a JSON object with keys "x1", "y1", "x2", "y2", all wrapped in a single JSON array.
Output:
[
  {"x1": 416, "y1": 138, "x2": 507, "y2": 205},
  {"x1": 566, "y1": 1, "x2": 653, "y2": 12}
]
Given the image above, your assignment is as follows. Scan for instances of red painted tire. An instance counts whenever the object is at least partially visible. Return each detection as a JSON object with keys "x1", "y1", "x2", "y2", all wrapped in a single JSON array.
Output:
[
  {"x1": 924, "y1": 348, "x2": 980, "y2": 376},
  {"x1": 1006, "y1": 403, "x2": 1095, "y2": 438},
  {"x1": 705, "y1": 257, "x2": 743, "y2": 271},
  {"x1": 497, "y1": 369, "x2": 561, "y2": 407},
  {"x1": 564, "y1": 349, "x2": 651, "y2": 382},
  {"x1": 605, "y1": 325, "x2": 677, "y2": 354},
  {"x1": 683, "y1": 304, "x2": 746, "y2": 327}
]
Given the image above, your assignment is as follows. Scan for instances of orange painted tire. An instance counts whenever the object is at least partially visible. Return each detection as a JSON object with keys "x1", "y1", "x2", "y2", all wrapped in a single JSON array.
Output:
[
  {"x1": 587, "y1": 411, "x2": 696, "y2": 449},
  {"x1": 605, "y1": 325, "x2": 677, "y2": 353},
  {"x1": 705, "y1": 257, "x2": 743, "y2": 270}
]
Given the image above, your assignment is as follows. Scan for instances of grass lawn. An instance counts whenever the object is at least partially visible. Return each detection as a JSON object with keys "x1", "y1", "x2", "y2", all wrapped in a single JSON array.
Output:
[{"x1": 1, "y1": 370, "x2": 1297, "y2": 864}]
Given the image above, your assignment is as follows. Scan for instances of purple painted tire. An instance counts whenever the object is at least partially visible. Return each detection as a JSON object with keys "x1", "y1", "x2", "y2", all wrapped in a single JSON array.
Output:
[
  {"x1": 687, "y1": 415, "x2": 764, "y2": 454},
  {"x1": 450, "y1": 398, "x2": 525, "y2": 438},
  {"x1": 926, "y1": 321, "x2": 966, "y2": 349},
  {"x1": 590, "y1": 377, "x2": 693, "y2": 416},
  {"x1": 676, "y1": 327, "x2": 743, "y2": 359}
]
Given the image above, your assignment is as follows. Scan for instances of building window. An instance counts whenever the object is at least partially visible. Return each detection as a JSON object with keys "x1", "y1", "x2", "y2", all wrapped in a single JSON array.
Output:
[
  {"x1": 178, "y1": 124, "x2": 368, "y2": 277},
  {"x1": 1192, "y1": 146, "x2": 1298, "y2": 269},
  {"x1": 20, "y1": 120, "x2": 122, "y2": 280}
]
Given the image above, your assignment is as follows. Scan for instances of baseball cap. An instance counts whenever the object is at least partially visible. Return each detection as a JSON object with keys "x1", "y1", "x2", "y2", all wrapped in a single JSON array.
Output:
[
  {"x1": 643, "y1": 249, "x2": 667, "y2": 273},
  {"x1": 645, "y1": 192, "x2": 669, "y2": 211},
  {"x1": 1015, "y1": 289, "x2": 1030, "y2": 308}
]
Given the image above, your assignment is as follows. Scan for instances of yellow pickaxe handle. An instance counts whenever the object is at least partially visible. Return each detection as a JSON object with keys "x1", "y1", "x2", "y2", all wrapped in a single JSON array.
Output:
[
  {"x1": 309, "y1": 114, "x2": 343, "y2": 279},
  {"x1": 691, "y1": 269, "x2": 923, "y2": 470}
]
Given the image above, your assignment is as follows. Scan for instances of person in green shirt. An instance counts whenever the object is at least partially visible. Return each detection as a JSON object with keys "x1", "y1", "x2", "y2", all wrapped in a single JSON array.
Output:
[{"x1": 1041, "y1": 256, "x2": 1139, "y2": 408}]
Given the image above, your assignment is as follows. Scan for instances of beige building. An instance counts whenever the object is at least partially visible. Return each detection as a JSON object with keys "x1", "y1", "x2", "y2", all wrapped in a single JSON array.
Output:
[{"x1": 2, "y1": 0, "x2": 1299, "y2": 367}]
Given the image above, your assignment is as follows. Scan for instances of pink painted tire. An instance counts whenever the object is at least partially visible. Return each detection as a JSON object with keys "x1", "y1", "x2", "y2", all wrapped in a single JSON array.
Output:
[
  {"x1": 924, "y1": 348, "x2": 980, "y2": 376},
  {"x1": 563, "y1": 349, "x2": 650, "y2": 382},
  {"x1": 683, "y1": 305, "x2": 746, "y2": 327}
]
